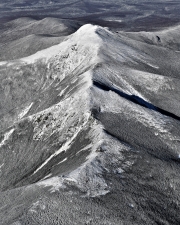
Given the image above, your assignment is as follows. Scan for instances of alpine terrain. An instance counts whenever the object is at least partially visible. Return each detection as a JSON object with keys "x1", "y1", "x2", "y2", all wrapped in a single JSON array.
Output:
[{"x1": 0, "y1": 1, "x2": 180, "y2": 225}]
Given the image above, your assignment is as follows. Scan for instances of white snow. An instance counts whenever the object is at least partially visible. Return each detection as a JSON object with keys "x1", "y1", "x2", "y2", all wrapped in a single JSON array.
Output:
[
  {"x1": 18, "y1": 102, "x2": 33, "y2": 120},
  {"x1": 37, "y1": 176, "x2": 64, "y2": 192},
  {"x1": 0, "y1": 24, "x2": 102, "y2": 69},
  {"x1": 0, "y1": 128, "x2": 14, "y2": 148},
  {"x1": 29, "y1": 200, "x2": 46, "y2": 213},
  {"x1": 0, "y1": 62, "x2": 6, "y2": 66},
  {"x1": 129, "y1": 204, "x2": 135, "y2": 208},
  {"x1": 106, "y1": 19, "x2": 122, "y2": 22},
  {"x1": 92, "y1": 87, "x2": 168, "y2": 135},
  {"x1": 57, "y1": 157, "x2": 67, "y2": 165},
  {"x1": 115, "y1": 168, "x2": 124, "y2": 174},
  {"x1": 126, "y1": 69, "x2": 172, "y2": 93},
  {"x1": 1, "y1": 23, "x2": 177, "y2": 199},
  {"x1": 40, "y1": 173, "x2": 52, "y2": 181},
  {"x1": 58, "y1": 86, "x2": 68, "y2": 97},
  {"x1": 75, "y1": 144, "x2": 92, "y2": 155},
  {"x1": 33, "y1": 112, "x2": 91, "y2": 174},
  {"x1": 0, "y1": 163, "x2": 4, "y2": 169}
]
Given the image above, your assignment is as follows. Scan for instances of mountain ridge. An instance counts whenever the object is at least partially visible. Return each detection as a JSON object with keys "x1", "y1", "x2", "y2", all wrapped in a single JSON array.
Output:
[{"x1": 1, "y1": 23, "x2": 180, "y2": 224}]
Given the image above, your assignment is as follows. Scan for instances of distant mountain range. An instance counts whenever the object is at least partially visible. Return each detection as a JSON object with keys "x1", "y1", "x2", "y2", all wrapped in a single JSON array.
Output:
[{"x1": 1, "y1": 0, "x2": 180, "y2": 31}]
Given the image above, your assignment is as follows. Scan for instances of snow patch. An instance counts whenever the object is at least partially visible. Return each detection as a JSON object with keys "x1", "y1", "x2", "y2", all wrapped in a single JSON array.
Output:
[
  {"x1": 33, "y1": 112, "x2": 91, "y2": 174},
  {"x1": 29, "y1": 200, "x2": 46, "y2": 213},
  {"x1": 40, "y1": 173, "x2": 52, "y2": 181},
  {"x1": 0, "y1": 128, "x2": 14, "y2": 148},
  {"x1": 75, "y1": 144, "x2": 92, "y2": 155},
  {"x1": 57, "y1": 157, "x2": 68, "y2": 165},
  {"x1": 129, "y1": 69, "x2": 172, "y2": 92},
  {"x1": 37, "y1": 176, "x2": 64, "y2": 193},
  {"x1": 18, "y1": 102, "x2": 33, "y2": 120},
  {"x1": 0, "y1": 163, "x2": 4, "y2": 169}
]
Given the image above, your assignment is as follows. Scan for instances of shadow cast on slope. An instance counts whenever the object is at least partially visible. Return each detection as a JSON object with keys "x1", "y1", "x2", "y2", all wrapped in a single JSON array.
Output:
[{"x1": 93, "y1": 80, "x2": 180, "y2": 121}]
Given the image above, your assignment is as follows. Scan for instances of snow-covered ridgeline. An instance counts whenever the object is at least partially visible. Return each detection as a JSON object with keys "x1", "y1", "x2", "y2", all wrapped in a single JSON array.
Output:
[{"x1": 1, "y1": 24, "x2": 178, "y2": 197}]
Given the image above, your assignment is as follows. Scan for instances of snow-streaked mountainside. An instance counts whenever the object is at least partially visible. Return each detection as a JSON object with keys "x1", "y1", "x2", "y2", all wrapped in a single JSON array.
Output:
[
  {"x1": 0, "y1": 17, "x2": 80, "y2": 61},
  {"x1": 1, "y1": 24, "x2": 180, "y2": 224}
]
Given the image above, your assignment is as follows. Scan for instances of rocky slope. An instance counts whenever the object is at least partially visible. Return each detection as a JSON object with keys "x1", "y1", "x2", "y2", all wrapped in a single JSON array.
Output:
[{"x1": 0, "y1": 24, "x2": 180, "y2": 224}]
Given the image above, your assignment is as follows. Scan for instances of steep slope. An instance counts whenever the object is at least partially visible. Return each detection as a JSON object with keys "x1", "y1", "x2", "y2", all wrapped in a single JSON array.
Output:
[
  {"x1": 120, "y1": 24, "x2": 180, "y2": 51},
  {"x1": 0, "y1": 17, "x2": 80, "y2": 61},
  {"x1": 0, "y1": 25, "x2": 103, "y2": 192},
  {"x1": 0, "y1": 24, "x2": 180, "y2": 224}
]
